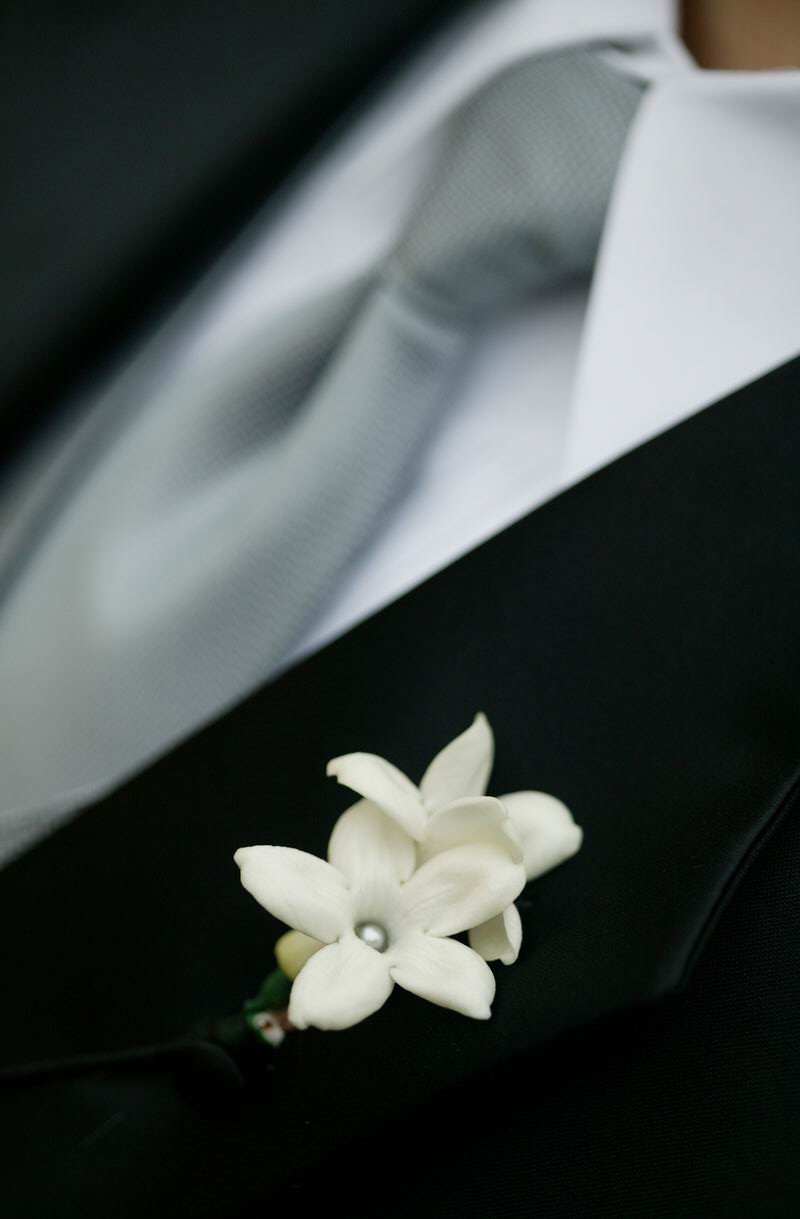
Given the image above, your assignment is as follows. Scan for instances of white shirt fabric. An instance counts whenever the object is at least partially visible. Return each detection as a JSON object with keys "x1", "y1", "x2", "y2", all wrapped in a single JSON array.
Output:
[
  {"x1": 169, "y1": 0, "x2": 800, "y2": 664},
  {"x1": 0, "y1": 0, "x2": 798, "y2": 854}
]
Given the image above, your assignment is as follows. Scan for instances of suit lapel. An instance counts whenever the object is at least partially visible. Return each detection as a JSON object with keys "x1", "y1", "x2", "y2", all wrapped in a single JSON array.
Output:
[{"x1": 2, "y1": 352, "x2": 799, "y2": 1215}]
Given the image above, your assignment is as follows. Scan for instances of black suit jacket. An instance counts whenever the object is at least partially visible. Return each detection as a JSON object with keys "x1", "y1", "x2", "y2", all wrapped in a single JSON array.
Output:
[{"x1": 1, "y1": 4, "x2": 798, "y2": 1216}]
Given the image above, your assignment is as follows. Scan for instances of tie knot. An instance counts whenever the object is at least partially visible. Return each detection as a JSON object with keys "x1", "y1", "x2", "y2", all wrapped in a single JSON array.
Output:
[{"x1": 388, "y1": 48, "x2": 644, "y2": 320}]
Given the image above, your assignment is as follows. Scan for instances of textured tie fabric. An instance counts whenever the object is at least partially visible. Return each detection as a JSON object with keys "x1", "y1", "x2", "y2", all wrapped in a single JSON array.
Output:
[{"x1": 0, "y1": 48, "x2": 644, "y2": 857}]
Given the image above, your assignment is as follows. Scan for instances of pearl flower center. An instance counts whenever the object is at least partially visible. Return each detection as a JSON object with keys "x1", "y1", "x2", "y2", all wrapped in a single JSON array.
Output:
[{"x1": 354, "y1": 921, "x2": 390, "y2": 953}]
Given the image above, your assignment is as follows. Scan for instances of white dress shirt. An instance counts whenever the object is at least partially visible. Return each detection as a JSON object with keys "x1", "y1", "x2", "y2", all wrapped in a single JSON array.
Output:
[
  {"x1": 164, "y1": 0, "x2": 800, "y2": 663},
  {"x1": 0, "y1": 0, "x2": 798, "y2": 855}
]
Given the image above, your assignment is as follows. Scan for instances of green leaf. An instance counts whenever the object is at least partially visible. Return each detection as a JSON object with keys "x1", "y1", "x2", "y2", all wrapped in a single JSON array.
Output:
[{"x1": 243, "y1": 968, "x2": 292, "y2": 1014}]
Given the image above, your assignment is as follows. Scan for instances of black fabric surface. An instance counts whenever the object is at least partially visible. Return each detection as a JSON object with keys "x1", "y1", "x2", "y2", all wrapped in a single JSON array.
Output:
[
  {"x1": 1, "y1": 353, "x2": 798, "y2": 1215},
  {"x1": 281, "y1": 795, "x2": 800, "y2": 1218},
  {"x1": 0, "y1": 0, "x2": 475, "y2": 463}
]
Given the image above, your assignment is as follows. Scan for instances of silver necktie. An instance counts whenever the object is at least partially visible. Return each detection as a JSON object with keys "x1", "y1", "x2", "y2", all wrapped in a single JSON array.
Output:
[{"x1": 0, "y1": 48, "x2": 643, "y2": 857}]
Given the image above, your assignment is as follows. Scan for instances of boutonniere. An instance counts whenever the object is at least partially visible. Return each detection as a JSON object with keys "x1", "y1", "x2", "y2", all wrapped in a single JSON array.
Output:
[
  {"x1": 234, "y1": 714, "x2": 582, "y2": 1034},
  {"x1": 0, "y1": 716, "x2": 583, "y2": 1114}
]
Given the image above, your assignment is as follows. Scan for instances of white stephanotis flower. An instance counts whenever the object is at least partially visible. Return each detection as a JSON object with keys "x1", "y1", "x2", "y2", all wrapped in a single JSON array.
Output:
[
  {"x1": 327, "y1": 713, "x2": 582, "y2": 966},
  {"x1": 234, "y1": 797, "x2": 525, "y2": 1031}
]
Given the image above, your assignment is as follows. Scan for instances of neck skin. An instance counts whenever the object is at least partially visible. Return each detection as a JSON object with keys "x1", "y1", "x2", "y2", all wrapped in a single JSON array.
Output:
[{"x1": 680, "y1": 0, "x2": 800, "y2": 69}]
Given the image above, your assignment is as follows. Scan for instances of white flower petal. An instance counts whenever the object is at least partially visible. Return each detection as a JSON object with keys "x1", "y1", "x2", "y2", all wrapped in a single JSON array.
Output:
[
  {"x1": 390, "y1": 932, "x2": 495, "y2": 1019},
  {"x1": 328, "y1": 800, "x2": 416, "y2": 894},
  {"x1": 327, "y1": 753, "x2": 428, "y2": 839},
  {"x1": 288, "y1": 935, "x2": 394, "y2": 1030},
  {"x1": 501, "y1": 791, "x2": 583, "y2": 880},
  {"x1": 399, "y1": 844, "x2": 525, "y2": 938},
  {"x1": 234, "y1": 846, "x2": 352, "y2": 943},
  {"x1": 419, "y1": 713, "x2": 494, "y2": 809},
  {"x1": 421, "y1": 796, "x2": 523, "y2": 866},
  {"x1": 468, "y1": 903, "x2": 522, "y2": 965}
]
